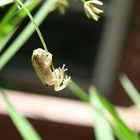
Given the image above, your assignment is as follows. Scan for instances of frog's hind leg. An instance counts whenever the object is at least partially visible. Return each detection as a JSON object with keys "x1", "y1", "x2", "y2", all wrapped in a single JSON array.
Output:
[{"x1": 54, "y1": 65, "x2": 71, "y2": 91}]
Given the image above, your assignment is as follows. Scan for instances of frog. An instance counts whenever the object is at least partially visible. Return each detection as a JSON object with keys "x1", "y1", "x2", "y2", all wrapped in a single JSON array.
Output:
[{"x1": 32, "y1": 48, "x2": 71, "y2": 91}]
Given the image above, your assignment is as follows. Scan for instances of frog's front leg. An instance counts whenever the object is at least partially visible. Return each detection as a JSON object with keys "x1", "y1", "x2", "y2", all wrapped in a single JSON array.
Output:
[{"x1": 44, "y1": 53, "x2": 52, "y2": 68}]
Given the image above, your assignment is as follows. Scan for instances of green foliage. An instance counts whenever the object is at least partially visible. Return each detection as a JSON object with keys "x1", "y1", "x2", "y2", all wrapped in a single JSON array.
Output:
[
  {"x1": 90, "y1": 88, "x2": 115, "y2": 140},
  {"x1": 119, "y1": 73, "x2": 140, "y2": 107},
  {"x1": 69, "y1": 82, "x2": 140, "y2": 140},
  {"x1": 0, "y1": 0, "x2": 55, "y2": 139},
  {"x1": 0, "y1": 89, "x2": 41, "y2": 140},
  {"x1": 68, "y1": 81, "x2": 89, "y2": 102},
  {"x1": 16, "y1": 0, "x2": 48, "y2": 51},
  {"x1": 0, "y1": 0, "x2": 41, "y2": 52},
  {"x1": 0, "y1": 0, "x2": 55, "y2": 70},
  {"x1": 0, "y1": 0, "x2": 140, "y2": 140},
  {"x1": 89, "y1": 87, "x2": 139, "y2": 140}
]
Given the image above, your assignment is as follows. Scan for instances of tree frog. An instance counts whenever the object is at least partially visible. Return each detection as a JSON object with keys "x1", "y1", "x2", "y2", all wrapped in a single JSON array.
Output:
[{"x1": 32, "y1": 48, "x2": 71, "y2": 91}]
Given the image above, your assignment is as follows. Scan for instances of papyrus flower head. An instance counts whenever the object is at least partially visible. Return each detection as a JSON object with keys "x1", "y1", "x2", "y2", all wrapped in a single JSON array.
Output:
[{"x1": 84, "y1": 0, "x2": 103, "y2": 21}]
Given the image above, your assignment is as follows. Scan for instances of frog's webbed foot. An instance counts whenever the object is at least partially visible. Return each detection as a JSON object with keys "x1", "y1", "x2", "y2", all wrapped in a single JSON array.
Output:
[{"x1": 54, "y1": 64, "x2": 71, "y2": 91}]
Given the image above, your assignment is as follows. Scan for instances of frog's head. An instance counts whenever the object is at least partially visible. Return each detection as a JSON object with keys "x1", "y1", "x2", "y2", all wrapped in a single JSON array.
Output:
[{"x1": 32, "y1": 48, "x2": 52, "y2": 63}]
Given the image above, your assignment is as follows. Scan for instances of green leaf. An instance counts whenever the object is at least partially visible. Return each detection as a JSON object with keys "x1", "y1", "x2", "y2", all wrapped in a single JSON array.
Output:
[
  {"x1": 90, "y1": 89, "x2": 115, "y2": 140},
  {"x1": 0, "y1": 31, "x2": 15, "y2": 53},
  {"x1": 0, "y1": 0, "x2": 41, "y2": 51},
  {"x1": 119, "y1": 73, "x2": 140, "y2": 107},
  {"x1": 0, "y1": 89, "x2": 41, "y2": 140},
  {"x1": 89, "y1": 86, "x2": 139, "y2": 140}
]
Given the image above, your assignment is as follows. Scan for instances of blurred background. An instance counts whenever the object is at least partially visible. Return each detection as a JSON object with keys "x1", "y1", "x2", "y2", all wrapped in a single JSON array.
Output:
[
  {"x1": 0, "y1": 0, "x2": 140, "y2": 139},
  {"x1": 0, "y1": 0, "x2": 104, "y2": 96},
  {"x1": 0, "y1": 0, "x2": 139, "y2": 106}
]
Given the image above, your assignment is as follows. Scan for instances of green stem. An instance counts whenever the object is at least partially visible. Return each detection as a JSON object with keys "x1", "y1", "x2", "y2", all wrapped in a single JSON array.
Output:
[
  {"x1": 15, "y1": 0, "x2": 48, "y2": 51},
  {"x1": 68, "y1": 81, "x2": 89, "y2": 102}
]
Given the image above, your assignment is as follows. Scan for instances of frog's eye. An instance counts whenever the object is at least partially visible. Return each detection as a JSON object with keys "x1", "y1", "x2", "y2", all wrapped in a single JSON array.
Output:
[
  {"x1": 33, "y1": 54, "x2": 39, "y2": 60},
  {"x1": 46, "y1": 54, "x2": 49, "y2": 57}
]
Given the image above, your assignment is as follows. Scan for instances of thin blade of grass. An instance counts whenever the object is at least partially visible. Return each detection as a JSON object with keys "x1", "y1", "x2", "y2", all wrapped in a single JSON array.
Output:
[
  {"x1": 0, "y1": 89, "x2": 41, "y2": 140},
  {"x1": 119, "y1": 73, "x2": 140, "y2": 107},
  {"x1": 90, "y1": 89, "x2": 115, "y2": 140},
  {"x1": 89, "y1": 86, "x2": 139, "y2": 140}
]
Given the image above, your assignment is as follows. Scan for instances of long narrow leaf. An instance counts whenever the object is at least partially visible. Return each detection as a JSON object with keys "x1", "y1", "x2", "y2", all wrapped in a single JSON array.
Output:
[
  {"x1": 0, "y1": 89, "x2": 41, "y2": 140},
  {"x1": 119, "y1": 73, "x2": 140, "y2": 107},
  {"x1": 0, "y1": 31, "x2": 15, "y2": 53},
  {"x1": 90, "y1": 89, "x2": 115, "y2": 140},
  {"x1": 89, "y1": 86, "x2": 139, "y2": 140},
  {"x1": 0, "y1": 0, "x2": 41, "y2": 51}
]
